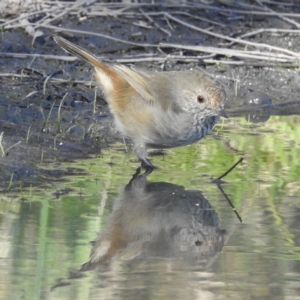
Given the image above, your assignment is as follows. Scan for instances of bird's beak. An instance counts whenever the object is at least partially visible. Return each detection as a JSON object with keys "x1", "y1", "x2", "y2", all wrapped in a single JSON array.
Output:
[{"x1": 219, "y1": 109, "x2": 228, "y2": 118}]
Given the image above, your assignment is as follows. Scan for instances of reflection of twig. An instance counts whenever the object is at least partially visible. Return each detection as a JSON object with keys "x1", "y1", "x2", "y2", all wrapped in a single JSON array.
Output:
[
  {"x1": 211, "y1": 158, "x2": 243, "y2": 222},
  {"x1": 216, "y1": 184, "x2": 242, "y2": 223},
  {"x1": 212, "y1": 157, "x2": 243, "y2": 183}
]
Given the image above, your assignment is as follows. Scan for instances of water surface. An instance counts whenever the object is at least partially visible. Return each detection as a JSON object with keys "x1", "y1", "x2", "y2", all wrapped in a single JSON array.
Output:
[{"x1": 1, "y1": 115, "x2": 300, "y2": 300}]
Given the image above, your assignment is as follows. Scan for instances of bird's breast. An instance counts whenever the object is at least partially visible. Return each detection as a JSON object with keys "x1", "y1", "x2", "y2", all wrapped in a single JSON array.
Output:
[{"x1": 148, "y1": 115, "x2": 220, "y2": 149}]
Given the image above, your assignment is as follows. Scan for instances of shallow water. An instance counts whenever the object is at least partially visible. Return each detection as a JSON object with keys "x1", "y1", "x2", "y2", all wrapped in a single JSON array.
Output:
[{"x1": 1, "y1": 115, "x2": 300, "y2": 300}]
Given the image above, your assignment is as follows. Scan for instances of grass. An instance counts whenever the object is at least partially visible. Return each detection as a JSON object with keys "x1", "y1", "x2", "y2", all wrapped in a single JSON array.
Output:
[
  {"x1": 0, "y1": 131, "x2": 22, "y2": 156},
  {"x1": 6, "y1": 172, "x2": 14, "y2": 190}
]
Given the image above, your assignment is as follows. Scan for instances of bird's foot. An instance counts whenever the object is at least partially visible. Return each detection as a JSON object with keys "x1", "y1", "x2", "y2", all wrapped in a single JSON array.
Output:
[{"x1": 141, "y1": 158, "x2": 156, "y2": 175}]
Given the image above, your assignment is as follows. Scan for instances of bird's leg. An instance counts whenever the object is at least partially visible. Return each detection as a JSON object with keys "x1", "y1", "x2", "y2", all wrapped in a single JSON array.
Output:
[
  {"x1": 133, "y1": 141, "x2": 156, "y2": 172},
  {"x1": 141, "y1": 159, "x2": 155, "y2": 174}
]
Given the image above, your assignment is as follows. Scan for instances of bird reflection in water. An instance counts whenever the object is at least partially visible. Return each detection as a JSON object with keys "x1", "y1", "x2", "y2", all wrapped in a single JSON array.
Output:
[{"x1": 81, "y1": 168, "x2": 226, "y2": 271}]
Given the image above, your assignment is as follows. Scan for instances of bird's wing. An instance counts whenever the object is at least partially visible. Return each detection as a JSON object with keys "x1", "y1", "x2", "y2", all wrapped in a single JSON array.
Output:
[{"x1": 112, "y1": 65, "x2": 153, "y2": 102}]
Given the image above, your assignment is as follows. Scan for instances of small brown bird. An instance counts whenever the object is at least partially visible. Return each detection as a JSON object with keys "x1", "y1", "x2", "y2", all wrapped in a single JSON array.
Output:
[
  {"x1": 80, "y1": 168, "x2": 225, "y2": 270},
  {"x1": 54, "y1": 35, "x2": 227, "y2": 169}
]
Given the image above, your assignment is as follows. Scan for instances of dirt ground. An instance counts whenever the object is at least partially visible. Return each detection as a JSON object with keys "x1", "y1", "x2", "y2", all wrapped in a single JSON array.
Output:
[{"x1": 0, "y1": 0, "x2": 300, "y2": 189}]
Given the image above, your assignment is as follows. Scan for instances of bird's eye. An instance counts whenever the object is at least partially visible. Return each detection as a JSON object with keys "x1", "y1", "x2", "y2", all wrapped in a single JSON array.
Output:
[
  {"x1": 197, "y1": 95, "x2": 205, "y2": 103},
  {"x1": 195, "y1": 240, "x2": 202, "y2": 246}
]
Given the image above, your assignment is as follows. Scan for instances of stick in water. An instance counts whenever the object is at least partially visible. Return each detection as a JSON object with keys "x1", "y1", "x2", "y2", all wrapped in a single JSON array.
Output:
[{"x1": 212, "y1": 157, "x2": 243, "y2": 183}]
